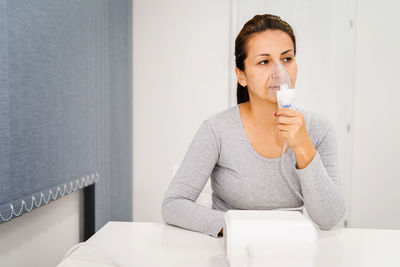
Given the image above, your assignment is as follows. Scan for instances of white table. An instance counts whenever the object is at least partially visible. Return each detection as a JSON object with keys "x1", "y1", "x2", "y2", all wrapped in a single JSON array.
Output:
[{"x1": 57, "y1": 222, "x2": 400, "y2": 267}]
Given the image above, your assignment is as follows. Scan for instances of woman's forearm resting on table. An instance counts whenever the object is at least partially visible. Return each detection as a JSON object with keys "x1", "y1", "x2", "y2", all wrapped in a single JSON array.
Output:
[{"x1": 162, "y1": 197, "x2": 225, "y2": 237}]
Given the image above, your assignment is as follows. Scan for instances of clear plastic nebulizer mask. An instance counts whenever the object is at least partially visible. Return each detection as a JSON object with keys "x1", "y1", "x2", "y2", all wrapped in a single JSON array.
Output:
[{"x1": 267, "y1": 62, "x2": 295, "y2": 109}]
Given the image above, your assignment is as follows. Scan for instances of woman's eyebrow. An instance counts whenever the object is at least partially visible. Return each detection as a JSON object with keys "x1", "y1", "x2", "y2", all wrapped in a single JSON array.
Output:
[
  {"x1": 256, "y1": 53, "x2": 271, "y2": 57},
  {"x1": 281, "y1": 49, "x2": 293, "y2": 55},
  {"x1": 255, "y1": 49, "x2": 294, "y2": 58}
]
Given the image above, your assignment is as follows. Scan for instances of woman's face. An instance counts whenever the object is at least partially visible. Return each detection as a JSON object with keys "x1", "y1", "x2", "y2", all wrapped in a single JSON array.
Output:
[{"x1": 236, "y1": 30, "x2": 297, "y2": 104}]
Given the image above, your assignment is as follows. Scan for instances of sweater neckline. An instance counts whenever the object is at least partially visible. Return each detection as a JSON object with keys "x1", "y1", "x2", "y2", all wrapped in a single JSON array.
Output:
[{"x1": 235, "y1": 104, "x2": 290, "y2": 162}]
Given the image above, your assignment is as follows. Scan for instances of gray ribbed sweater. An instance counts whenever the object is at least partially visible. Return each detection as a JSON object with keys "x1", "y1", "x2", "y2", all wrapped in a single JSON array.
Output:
[{"x1": 162, "y1": 105, "x2": 345, "y2": 237}]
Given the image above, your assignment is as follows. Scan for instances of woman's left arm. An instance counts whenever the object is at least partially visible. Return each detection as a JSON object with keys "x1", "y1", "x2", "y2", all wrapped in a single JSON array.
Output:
[{"x1": 276, "y1": 109, "x2": 345, "y2": 230}]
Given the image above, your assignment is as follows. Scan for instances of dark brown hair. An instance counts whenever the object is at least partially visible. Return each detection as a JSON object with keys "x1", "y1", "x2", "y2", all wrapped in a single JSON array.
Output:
[{"x1": 235, "y1": 14, "x2": 296, "y2": 104}]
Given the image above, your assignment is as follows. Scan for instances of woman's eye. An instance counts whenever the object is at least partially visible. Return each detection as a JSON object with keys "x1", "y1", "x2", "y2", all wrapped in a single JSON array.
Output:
[
  {"x1": 282, "y1": 57, "x2": 292, "y2": 62},
  {"x1": 259, "y1": 60, "x2": 269, "y2": 65}
]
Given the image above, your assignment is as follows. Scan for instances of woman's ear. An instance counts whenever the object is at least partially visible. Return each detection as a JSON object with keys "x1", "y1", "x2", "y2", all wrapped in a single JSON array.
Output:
[{"x1": 235, "y1": 67, "x2": 247, "y2": 87}]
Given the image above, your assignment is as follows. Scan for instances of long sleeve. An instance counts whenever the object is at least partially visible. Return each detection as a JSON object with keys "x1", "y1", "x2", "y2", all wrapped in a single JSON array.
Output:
[
  {"x1": 295, "y1": 120, "x2": 345, "y2": 229},
  {"x1": 162, "y1": 121, "x2": 225, "y2": 237}
]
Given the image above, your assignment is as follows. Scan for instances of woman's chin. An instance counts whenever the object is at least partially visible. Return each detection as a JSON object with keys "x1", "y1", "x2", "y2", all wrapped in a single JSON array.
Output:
[
  {"x1": 264, "y1": 94, "x2": 278, "y2": 104},
  {"x1": 251, "y1": 91, "x2": 278, "y2": 105},
  {"x1": 259, "y1": 95, "x2": 278, "y2": 105}
]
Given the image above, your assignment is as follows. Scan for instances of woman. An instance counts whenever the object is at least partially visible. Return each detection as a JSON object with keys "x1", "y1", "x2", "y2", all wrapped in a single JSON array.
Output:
[{"x1": 162, "y1": 14, "x2": 345, "y2": 238}]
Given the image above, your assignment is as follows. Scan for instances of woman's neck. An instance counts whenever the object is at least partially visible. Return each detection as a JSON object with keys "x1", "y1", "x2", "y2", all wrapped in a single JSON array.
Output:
[{"x1": 243, "y1": 99, "x2": 278, "y2": 128}]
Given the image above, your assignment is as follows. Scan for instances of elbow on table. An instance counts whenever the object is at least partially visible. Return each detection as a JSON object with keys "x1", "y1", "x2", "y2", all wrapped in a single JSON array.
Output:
[
  {"x1": 161, "y1": 196, "x2": 178, "y2": 225},
  {"x1": 316, "y1": 202, "x2": 346, "y2": 230}
]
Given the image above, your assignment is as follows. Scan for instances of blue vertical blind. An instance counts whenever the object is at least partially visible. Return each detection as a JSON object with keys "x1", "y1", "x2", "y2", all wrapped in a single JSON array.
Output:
[{"x1": 0, "y1": 0, "x2": 132, "y2": 228}]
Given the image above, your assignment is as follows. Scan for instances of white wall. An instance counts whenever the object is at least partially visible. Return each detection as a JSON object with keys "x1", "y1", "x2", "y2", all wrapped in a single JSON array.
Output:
[
  {"x1": 350, "y1": 0, "x2": 400, "y2": 229},
  {"x1": 133, "y1": 0, "x2": 231, "y2": 222},
  {"x1": 0, "y1": 190, "x2": 82, "y2": 267}
]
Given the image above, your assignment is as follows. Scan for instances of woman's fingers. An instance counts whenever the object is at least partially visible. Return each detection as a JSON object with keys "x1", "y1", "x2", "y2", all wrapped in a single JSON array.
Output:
[
  {"x1": 276, "y1": 108, "x2": 297, "y2": 117},
  {"x1": 277, "y1": 124, "x2": 293, "y2": 132},
  {"x1": 277, "y1": 115, "x2": 297, "y2": 125},
  {"x1": 277, "y1": 124, "x2": 298, "y2": 139},
  {"x1": 275, "y1": 109, "x2": 310, "y2": 149}
]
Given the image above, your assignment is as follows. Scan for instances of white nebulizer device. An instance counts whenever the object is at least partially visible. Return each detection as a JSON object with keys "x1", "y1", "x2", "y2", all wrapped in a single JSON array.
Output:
[
  {"x1": 268, "y1": 62, "x2": 295, "y2": 109},
  {"x1": 224, "y1": 210, "x2": 318, "y2": 267}
]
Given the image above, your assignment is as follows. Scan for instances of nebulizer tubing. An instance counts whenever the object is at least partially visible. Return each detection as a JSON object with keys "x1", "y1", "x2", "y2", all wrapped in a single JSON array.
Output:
[{"x1": 270, "y1": 62, "x2": 305, "y2": 208}]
